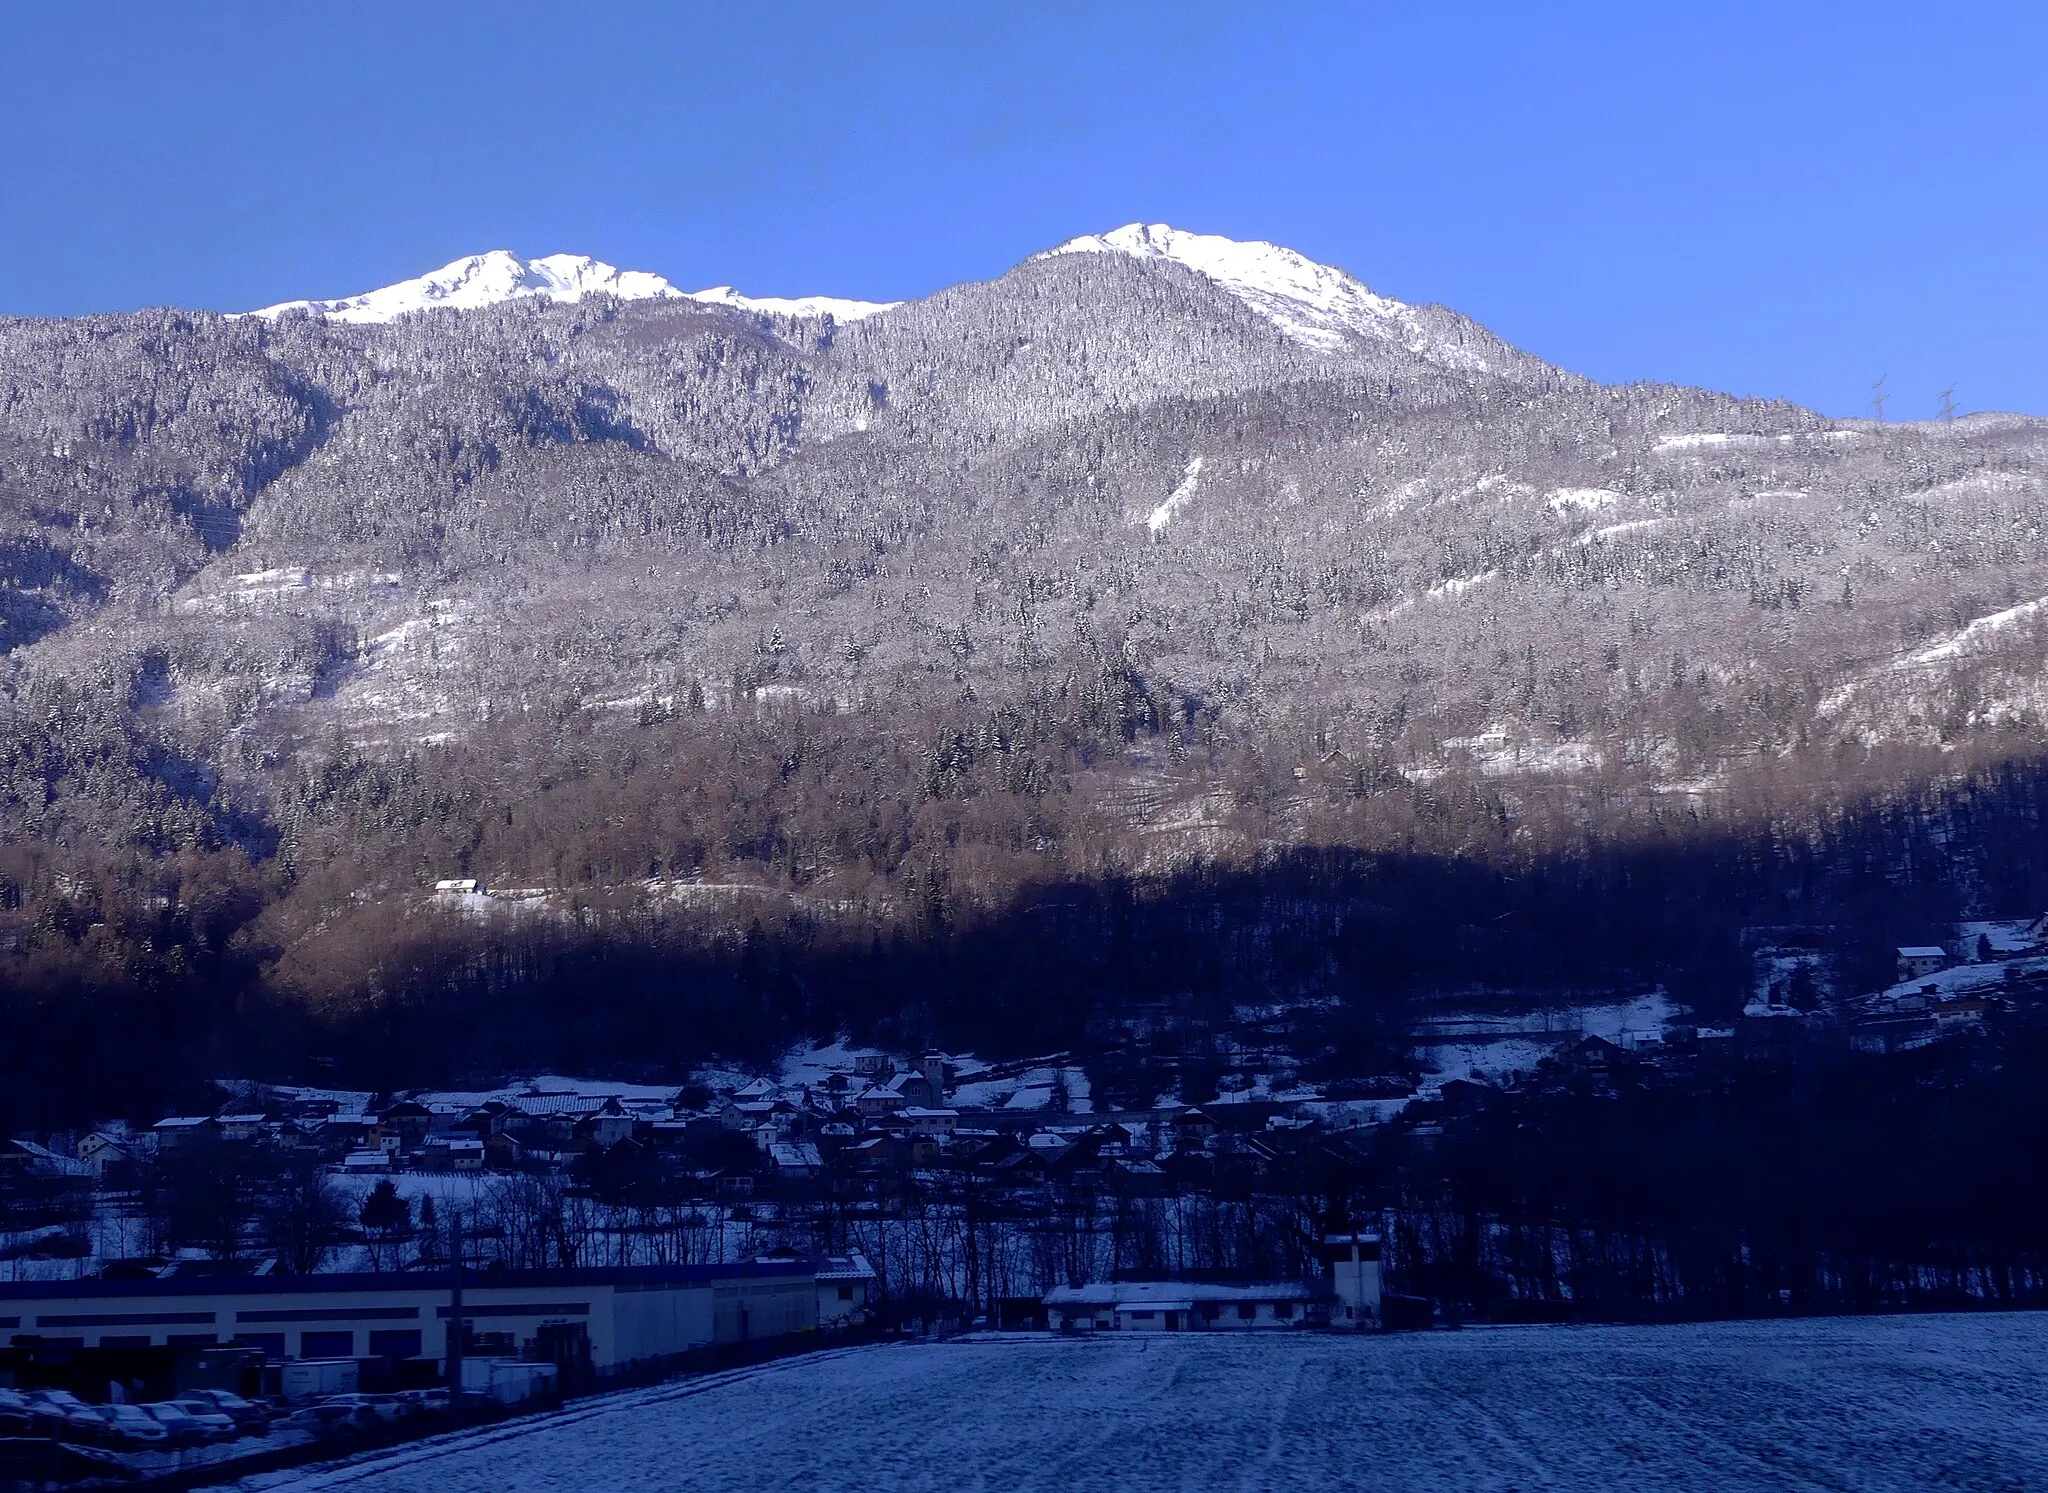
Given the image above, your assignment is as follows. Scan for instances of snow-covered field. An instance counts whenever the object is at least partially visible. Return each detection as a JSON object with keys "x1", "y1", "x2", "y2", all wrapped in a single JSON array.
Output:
[{"x1": 238, "y1": 1314, "x2": 2048, "y2": 1491}]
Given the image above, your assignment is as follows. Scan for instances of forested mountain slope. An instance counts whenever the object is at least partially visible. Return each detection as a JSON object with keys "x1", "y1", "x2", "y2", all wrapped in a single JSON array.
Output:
[{"x1": 3, "y1": 225, "x2": 2046, "y2": 1116}]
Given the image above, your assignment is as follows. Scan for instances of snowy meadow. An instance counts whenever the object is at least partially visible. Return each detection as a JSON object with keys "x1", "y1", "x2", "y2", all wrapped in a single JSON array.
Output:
[{"x1": 239, "y1": 1314, "x2": 2048, "y2": 1492}]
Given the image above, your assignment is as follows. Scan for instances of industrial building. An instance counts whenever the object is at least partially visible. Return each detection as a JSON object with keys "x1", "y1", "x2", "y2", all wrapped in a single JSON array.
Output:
[{"x1": 0, "y1": 1260, "x2": 818, "y2": 1377}]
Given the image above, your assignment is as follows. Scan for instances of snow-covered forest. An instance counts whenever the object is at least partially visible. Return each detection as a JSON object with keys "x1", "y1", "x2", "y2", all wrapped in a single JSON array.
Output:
[{"x1": 5, "y1": 230, "x2": 2048, "y2": 1120}]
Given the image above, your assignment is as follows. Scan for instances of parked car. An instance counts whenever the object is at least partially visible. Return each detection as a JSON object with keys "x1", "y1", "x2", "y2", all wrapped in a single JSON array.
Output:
[
  {"x1": 0, "y1": 1388, "x2": 35, "y2": 1438},
  {"x1": 323, "y1": 1392, "x2": 410, "y2": 1425},
  {"x1": 178, "y1": 1389, "x2": 271, "y2": 1434},
  {"x1": 394, "y1": 1387, "x2": 452, "y2": 1417},
  {"x1": 279, "y1": 1400, "x2": 375, "y2": 1437},
  {"x1": 25, "y1": 1390, "x2": 109, "y2": 1443},
  {"x1": 91, "y1": 1403, "x2": 171, "y2": 1450},
  {"x1": 151, "y1": 1401, "x2": 237, "y2": 1444}
]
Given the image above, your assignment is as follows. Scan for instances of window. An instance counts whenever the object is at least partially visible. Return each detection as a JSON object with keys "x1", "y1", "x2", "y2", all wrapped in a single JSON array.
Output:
[
  {"x1": 99, "y1": 1335, "x2": 150, "y2": 1349},
  {"x1": 1129, "y1": 1310, "x2": 1154, "y2": 1320},
  {"x1": 235, "y1": 1334, "x2": 286, "y2": 1358},
  {"x1": 169, "y1": 1333, "x2": 218, "y2": 1346},
  {"x1": 837, "y1": 1285, "x2": 854, "y2": 1301},
  {"x1": 1237, "y1": 1304, "x2": 1256, "y2": 1320},
  {"x1": 301, "y1": 1330, "x2": 354, "y2": 1359},
  {"x1": 1273, "y1": 1302, "x2": 1294, "y2": 1319},
  {"x1": 368, "y1": 1330, "x2": 423, "y2": 1359}
]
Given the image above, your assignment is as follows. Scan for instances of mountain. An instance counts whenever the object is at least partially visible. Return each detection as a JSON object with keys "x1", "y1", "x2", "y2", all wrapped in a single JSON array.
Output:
[
  {"x1": 4, "y1": 222, "x2": 2048, "y2": 1106},
  {"x1": 247, "y1": 249, "x2": 896, "y2": 325},
  {"x1": 1038, "y1": 222, "x2": 1519, "y2": 370}
]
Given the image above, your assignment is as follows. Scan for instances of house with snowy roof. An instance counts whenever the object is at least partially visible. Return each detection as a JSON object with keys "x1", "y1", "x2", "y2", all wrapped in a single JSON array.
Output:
[
  {"x1": 817, "y1": 1253, "x2": 875, "y2": 1327},
  {"x1": 1045, "y1": 1280, "x2": 1334, "y2": 1333},
  {"x1": 1897, "y1": 945, "x2": 1950, "y2": 983},
  {"x1": 151, "y1": 1116, "x2": 216, "y2": 1150}
]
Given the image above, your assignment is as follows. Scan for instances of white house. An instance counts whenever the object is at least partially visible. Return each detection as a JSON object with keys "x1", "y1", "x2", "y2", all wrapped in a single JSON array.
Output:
[
  {"x1": 816, "y1": 1254, "x2": 876, "y2": 1328},
  {"x1": 1044, "y1": 1280, "x2": 1333, "y2": 1333},
  {"x1": 1897, "y1": 945, "x2": 1949, "y2": 983}
]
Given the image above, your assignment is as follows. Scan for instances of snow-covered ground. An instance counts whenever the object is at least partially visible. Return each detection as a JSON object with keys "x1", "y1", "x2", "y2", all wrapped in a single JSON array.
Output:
[
  {"x1": 1413, "y1": 991, "x2": 1677, "y2": 1086},
  {"x1": 242, "y1": 1315, "x2": 2048, "y2": 1492}
]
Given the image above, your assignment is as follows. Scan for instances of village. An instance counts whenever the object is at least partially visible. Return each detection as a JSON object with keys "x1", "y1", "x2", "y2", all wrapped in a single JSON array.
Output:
[
  {"x1": 1, "y1": 917, "x2": 2046, "y2": 1477},
  {"x1": 4, "y1": 917, "x2": 2042, "y2": 1292}
]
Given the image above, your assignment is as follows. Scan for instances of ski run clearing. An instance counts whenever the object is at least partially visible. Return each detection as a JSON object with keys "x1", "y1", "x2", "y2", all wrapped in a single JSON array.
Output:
[{"x1": 239, "y1": 1313, "x2": 2048, "y2": 1492}]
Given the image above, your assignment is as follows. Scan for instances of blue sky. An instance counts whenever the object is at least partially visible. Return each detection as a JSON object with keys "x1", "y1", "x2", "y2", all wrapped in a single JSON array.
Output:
[{"x1": 3, "y1": 1, "x2": 2042, "y2": 418}]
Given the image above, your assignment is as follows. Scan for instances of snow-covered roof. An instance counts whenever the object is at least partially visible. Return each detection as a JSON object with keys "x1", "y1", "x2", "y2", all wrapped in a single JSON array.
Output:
[
  {"x1": 818, "y1": 1253, "x2": 876, "y2": 1282},
  {"x1": 1897, "y1": 945, "x2": 1949, "y2": 959},
  {"x1": 1045, "y1": 1280, "x2": 1329, "y2": 1307}
]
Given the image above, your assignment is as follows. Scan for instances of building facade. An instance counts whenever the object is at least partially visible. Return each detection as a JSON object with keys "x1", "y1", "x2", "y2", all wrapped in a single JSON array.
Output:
[{"x1": 0, "y1": 1261, "x2": 817, "y2": 1376}]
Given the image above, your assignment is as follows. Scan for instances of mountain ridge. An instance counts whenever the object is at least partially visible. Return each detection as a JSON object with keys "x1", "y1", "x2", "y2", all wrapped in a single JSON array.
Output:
[
  {"x1": 246, "y1": 247, "x2": 899, "y2": 326},
  {"x1": 4, "y1": 215, "x2": 2048, "y2": 1111},
  {"x1": 236, "y1": 224, "x2": 1512, "y2": 373}
]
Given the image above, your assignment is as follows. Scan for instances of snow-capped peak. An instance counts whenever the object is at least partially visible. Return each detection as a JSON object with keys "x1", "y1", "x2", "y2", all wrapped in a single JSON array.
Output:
[
  {"x1": 246, "y1": 251, "x2": 897, "y2": 326},
  {"x1": 684, "y1": 286, "x2": 898, "y2": 322},
  {"x1": 247, "y1": 252, "x2": 682, "y2": 324},
  {"x1": 1039, "y1": 223, "x2": 1491, "y2": 367}
]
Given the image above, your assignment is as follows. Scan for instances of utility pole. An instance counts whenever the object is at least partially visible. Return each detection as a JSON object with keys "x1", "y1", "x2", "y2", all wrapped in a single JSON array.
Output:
[{"x1": 1870, "y1": 376, "x2": 1888, "y2": 424}]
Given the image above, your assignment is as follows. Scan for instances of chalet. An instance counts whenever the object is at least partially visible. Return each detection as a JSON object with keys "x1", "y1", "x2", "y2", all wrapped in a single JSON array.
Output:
[
  {"x1": 1897, "y1": 945, "x2": 1949, "y2": 983},
  {"x1": 719, "y1": 1099, "x2": 778, "y2": 1132},
  {"x1": 318, "y1": 1114, "x2": 374, "y2": 1154},
  {"x1": 216, "y1": 1113, "x2": 270, "y2": 1143},
  {"x1": 75, "y1": 1131, "x2": 144, "y2": 1182},
  {"x1": 572, "y1": 1098, "x2": 636, "y2": 1151},
  {"x1": 152, "y1": 1116, "x2": 215, "y2": 1151},
  {"x1": 1559, "y1": 1035, "x2": 1624, "y2": 1073},
  {"x1": 901, "y1": 1107, "x2": 959, "y2": 1136},
  {"x1": 770, "y1": 1142, "x2": 823, "y2": 1178},
  {"x1": 647, "y1": 1120, "x2": 693, "y2": 1155},
  {"x1": 1174, "y1": 1109, "x2": 1218, "y2": 1151},
  {"x1": 0, "y1": 1138, "x2": 87, "y2": 1180},
  {"x1": 1933, "y1": 997, "x2": 1992, "y2": 1032},
  {"x1": 483, "y1": 1132, "x2": 528, "y2": 1171},
  {"x1": 377, "y1": 1100, "x2": 437, "y2": 1147},
  {"x1": 419, "y1": 1133, "x2": 486, "y2": 1171},
  {"x1": 852, "y1": 1084, "x2": 909, "y2": 1119},
  {"x1": 843, "y1": 1135, "x2": 902, "y2": 1174},
  {"x1": 990, "y1": 1149, "x2": 1049, "y2": 1188}
]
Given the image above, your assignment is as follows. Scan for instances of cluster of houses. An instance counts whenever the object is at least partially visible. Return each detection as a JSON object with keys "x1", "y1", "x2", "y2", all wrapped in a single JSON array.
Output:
[
  {"x1": 1738, "y1": 918, "x2": 2048, "y2": 1056},
  {"x1": 1839, "y1": 925, "x2": 2048, "y2": 1054},
  {"x1": 13, "y1": 1051, "x2": 1351, "y2": 1220}
]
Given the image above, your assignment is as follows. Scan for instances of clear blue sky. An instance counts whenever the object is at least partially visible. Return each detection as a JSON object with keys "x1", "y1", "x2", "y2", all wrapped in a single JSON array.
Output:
[{"x1": 3, "y1": 1, "x2": 2042, "y2": 419}]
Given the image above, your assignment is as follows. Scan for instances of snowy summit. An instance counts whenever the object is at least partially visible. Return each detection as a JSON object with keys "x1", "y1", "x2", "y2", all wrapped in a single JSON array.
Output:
[
  {"x1": 1040, "y1": 222, "x2": 1490, "y2": 367},
  {"x1": 246, "y1": 251, "x2": 897, "y2": 326}
]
